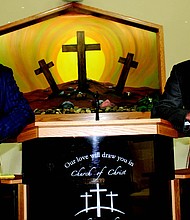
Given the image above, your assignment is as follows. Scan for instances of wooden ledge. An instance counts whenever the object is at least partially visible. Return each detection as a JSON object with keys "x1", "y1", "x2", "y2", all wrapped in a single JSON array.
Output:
[
  {"x1": 0, "y1": 175, "x2": 22, "y2": 184},
  {"x1": 16, "y1": 113, "x2": 178, "y2": 142},
  {"x1": 175, "y1": 168, "x2": 190, "y2": 179}
]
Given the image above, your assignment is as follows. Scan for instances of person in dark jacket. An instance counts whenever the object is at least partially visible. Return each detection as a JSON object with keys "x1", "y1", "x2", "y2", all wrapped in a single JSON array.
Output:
[
  {"x1": 0, "y1": 64, "x2": 34, "y2": 142},
  {"x1": 151, "y1": 60, "x2": 190, "y2": 135}
]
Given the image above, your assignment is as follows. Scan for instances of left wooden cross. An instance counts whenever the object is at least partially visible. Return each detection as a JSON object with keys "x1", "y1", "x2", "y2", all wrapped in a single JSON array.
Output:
[{"x1": 34, "y1": 59, "x2": 61, "y2": 96}]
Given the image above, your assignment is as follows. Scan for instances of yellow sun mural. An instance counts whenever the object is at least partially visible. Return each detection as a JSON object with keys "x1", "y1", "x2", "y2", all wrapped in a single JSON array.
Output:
[
  {"x1": 0, "y1": 14, "x2": 159, "y2": 93},
  {"x1": 57, "y1": 35, "x2": 105, "y2": 82}
]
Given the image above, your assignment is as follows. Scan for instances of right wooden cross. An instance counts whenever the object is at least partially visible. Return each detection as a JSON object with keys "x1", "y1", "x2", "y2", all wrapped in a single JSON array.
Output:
[{"x1": 115, "y1": 53, "x2": 138, "y2": 95}]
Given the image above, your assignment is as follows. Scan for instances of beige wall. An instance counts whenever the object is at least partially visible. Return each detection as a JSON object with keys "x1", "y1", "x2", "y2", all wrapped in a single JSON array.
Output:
[
  {"x1": 0, "y1": 0, "x2": 190, "y2": 170},
  {"x1": 0, "y1": 143, "x2": 22, "y2": 174}
]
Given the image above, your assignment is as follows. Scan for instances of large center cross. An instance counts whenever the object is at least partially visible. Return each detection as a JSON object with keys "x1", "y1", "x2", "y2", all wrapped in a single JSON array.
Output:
[
  {"x1": 62, "y1": 31, "x2": 101, "y2": 91},
  {"x1": 115, "y1": 53, "x2": 138, "y2": 95}
]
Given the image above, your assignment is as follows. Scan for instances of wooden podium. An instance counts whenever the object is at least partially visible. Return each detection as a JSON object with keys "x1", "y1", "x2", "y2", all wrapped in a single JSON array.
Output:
[
  {"x1": 17, "y1": 113, "x2": 179, "y2": 141},
  {"x1": 17, "y1": 113, "x2": 178, "y2": 220}
]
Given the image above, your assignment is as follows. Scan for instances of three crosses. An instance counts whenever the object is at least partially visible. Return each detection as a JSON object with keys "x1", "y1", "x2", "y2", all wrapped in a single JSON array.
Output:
[{"x1": 35, "y1": 31, "x2": 138, "y2": 96}]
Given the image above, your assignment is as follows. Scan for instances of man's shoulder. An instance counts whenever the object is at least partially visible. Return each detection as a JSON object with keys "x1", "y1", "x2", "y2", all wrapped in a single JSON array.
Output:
[
  {"x1": 0, "y1": 64, "x2": 12, "y2": 77},
  {"x1": 174, "y1": 60, "x2": 190, "y2": 68},
  {"x1": 171, "y1": 60, "x2": 190, "y2": 76},
  {"x1": 0, "y1": 64, "x2": 11, "y2": 71}
]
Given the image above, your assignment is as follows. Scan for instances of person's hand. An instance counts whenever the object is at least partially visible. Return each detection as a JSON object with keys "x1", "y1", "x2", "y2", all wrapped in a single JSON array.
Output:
[{"x1": 186, "y1": 112, "x2": 190, "y2": 121}]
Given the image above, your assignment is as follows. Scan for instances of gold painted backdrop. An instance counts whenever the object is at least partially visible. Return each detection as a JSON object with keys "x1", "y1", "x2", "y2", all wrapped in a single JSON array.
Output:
[{"x1": 0, "y1": 14, "x2": 159, "y2": 93}]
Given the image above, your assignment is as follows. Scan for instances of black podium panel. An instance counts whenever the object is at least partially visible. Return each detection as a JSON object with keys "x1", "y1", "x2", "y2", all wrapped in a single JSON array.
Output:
[
  {"x1": 23, "y1": 136, "x2": 134, "y2": 219},
  {"x1": 22, "y1": 135, "x2": 173, "y2": 220}
]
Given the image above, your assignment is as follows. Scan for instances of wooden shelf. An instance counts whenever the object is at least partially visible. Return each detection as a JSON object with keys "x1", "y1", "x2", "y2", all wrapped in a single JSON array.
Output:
[{"x1": 17, "y1": 112, "x2": 178, "y2": 142}]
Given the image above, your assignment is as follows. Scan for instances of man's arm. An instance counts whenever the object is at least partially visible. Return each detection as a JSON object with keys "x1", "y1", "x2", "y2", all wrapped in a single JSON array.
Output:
[
  {"x1": 151, "y1": 65, "x2": 189, "y2": 133},
  {"x1": 0, "y1": 66, "x2": 35, "y2": 142}
]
